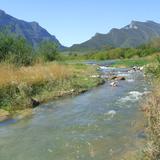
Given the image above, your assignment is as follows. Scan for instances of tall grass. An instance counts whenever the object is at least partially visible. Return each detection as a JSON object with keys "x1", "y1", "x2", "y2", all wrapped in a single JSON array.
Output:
[
  {"x1": 0, "y1": 62, "x2": 102, "y2": 112},
  {"x1": 141, "y1": 85, "x2": 160, "y2": 160},
  {"x1": 141, "y1": 56, "x2": 160, "y2": 160},
  {"x1": 0, "y1": 63, "x2": 72, "y2": 87},
  {"x1": 0, "y1": 62, "x2": 73, "y2": 111}
]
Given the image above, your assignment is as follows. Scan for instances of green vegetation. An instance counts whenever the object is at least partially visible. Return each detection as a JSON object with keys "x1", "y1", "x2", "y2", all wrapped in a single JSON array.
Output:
[
  {"x1": 37, "y1": 40, "x2": 59, "y2": 62},
  {"x1": 63, "y1": 38, "x2": 160, "y2": 61},
  {"x1": 111, "y1": 58, "x2": 153, "y2": 68},
  {"x1": 140, "y1": 56, "x2": 160, "y2": 160},
  {"x1": 1, "y1": 29, "x2": 160, "y2": 67},
  {"x1": 0, "y1": 31, "x2": 62, "y2": 66},
  {"x1": 0, "y1": 31, "x2": 105, "y2": 121},
  {"x1": 0, "y1": 62, "x2": 103, "y2": 120},
  {"x1": 0, "y1": 32, "x2": 34, "y2": 66}
]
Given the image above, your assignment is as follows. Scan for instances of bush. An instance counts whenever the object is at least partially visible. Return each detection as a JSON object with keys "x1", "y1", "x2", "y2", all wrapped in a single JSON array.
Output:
[
  {"x1": 6, "y1": 37, "x2": 34, "y2": 66},
  {"x1": 146, "y1": 56, "x2": 160, "y2": 78},
  {"x1": 37, "y1": 40, "x2": 59, "y2": 62},
  {"x1": 0, "y1": 32, "x2": 34, "y2": 66}
]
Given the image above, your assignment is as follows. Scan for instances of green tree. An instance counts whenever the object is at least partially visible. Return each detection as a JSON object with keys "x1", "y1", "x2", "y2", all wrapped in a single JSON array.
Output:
[
  {"x1": 0, "y1": 31, "x2": 34, "y2": 66},
  {"x1": 7, "y1": 36, "x2": 34, "y2": 66},
  {"x1": 38, "y1": 40, "x2": 59, "y2": 61}
]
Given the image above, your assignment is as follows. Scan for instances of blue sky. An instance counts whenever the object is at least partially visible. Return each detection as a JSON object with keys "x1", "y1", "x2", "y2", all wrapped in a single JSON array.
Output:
[{"x1": 0, "y1": 0, "x2": 160, "y2": 46}]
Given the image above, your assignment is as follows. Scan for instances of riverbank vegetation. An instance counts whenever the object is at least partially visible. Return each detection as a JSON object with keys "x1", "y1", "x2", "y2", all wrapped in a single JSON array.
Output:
[
  {"x1": 0, "y1": 62, "x2": 103, "y2": 118},
  {"x1": 110, "y1": 53, "x2": 160, "y2": 68},
  {"x1": 140, "y1": 56, "x2": 160, "y2": 160},
  {"x1": 64, "y1": 38, "x2": 160, "y2": 61},
  {"x1": 1, "y1": 31, "x2": 160, "y2": 158},
  {"x1": 0, "y1": 31, "x2": 104, "y2": 121}
]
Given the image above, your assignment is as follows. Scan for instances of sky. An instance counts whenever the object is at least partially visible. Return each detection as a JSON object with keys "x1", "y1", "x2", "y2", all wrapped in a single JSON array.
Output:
[{"x1": 0, "y1": 0, "x2": 160, "y2": 46}]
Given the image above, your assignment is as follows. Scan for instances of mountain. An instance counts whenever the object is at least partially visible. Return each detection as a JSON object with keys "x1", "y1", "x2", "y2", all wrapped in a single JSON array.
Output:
[
  {"x1": 69, "y1": 21, "x2": 160, "y2": 51},
  {"x1": 0, "y1": 9, "x2": 64, "y2": 48}
]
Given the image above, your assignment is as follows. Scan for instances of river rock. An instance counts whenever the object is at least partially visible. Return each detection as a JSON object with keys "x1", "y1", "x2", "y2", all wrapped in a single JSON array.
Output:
[
  {"x1": 111, "y1": 76, "x2": 126, "y2": 80},
  {"x1": 31, "y1": 98, "x2": 40, "y2": 107},
  {"x1": 110, "y1": 81, "x2": 118, "y2": 87}
]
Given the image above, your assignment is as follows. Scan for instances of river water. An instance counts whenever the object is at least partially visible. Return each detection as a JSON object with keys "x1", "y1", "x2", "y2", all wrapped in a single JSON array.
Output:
[{"x1": 0, "y1": 66, "x2": 149, "y2": 160}]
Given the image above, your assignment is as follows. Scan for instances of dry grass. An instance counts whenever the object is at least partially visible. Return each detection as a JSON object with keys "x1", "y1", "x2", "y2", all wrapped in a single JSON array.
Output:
[
  {"x1": 0, "y1": 63, "x2": 73, "y2": 87},
  {"x1": 141, "y1": 83, "x2": 160, "y2": 160},
  {"x1": 0, "y1": 62, "x2": 102, "y2": 112}
]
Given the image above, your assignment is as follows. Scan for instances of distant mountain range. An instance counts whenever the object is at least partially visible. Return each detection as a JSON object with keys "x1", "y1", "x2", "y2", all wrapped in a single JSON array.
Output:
[
  {"x1": 0, "y1": 9, "x2": 64, "y2": 49},
  {"x1": 0, "y1": 9, "x2": 160, "y2": 52},
  {"x1": 69, "y1": 20, "x2": 160, "y2": 51}
]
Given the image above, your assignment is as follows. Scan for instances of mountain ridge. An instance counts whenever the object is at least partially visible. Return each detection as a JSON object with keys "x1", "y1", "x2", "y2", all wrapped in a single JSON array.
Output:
[
  {"x1": 0, "y1": 9, "x2": 160, "y2": 52},
  {"x1": 0, "y1": 9, "x2": 64, "y2": 49},
  {"x1": 69, "y1": 20, "x2": 160, "y2": 51}
]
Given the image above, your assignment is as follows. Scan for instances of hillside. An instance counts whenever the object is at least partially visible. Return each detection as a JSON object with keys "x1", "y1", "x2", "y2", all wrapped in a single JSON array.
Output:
[
  {"x1": 69, "y1": 21, "x2": 160, "y2": 51},
  {"x1": 0, "y1": 9, "x2": 64, "y2": 48}
]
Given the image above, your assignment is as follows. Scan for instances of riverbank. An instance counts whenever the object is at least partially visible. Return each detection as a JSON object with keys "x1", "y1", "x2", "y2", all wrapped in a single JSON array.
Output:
[
  {"x1": 141, "y1": 82, "x2": 160, "y2": 160},
  {"x1": 111, "y1": 54, "x2": 160, "y2": 68},
  {"x1": 0, "y1": 62, "x2": 104, "y2": 121},
  {"x1": 140, "y1": 57, "x2": 160, "y2": 160},
  {"x1": 0, "y1": 64, "x2": 149, "y2": 160}
]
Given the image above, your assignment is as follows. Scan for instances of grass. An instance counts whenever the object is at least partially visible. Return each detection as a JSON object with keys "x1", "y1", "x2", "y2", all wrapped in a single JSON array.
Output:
[
  {"x1": 0, "y1": 63, "x2": 72, "y2": 87},
  {"x1": 141, "y1": 83, "x2": 160, "y2": 160},
  {"x1": 0, "y1": 62, "x2": 103, "y2": 118},
  {"x1": 140, "y1": 57, "x2": 160, "y2": 160},
  {"x1": 111, "y1": 58, "x2": 152, "y2": 68},
  {"x1": 111, "y1": 53, "x2": 160, "y2": 68}
]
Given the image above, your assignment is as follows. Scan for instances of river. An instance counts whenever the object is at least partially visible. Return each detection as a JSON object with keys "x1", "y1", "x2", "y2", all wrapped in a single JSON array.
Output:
[{"x1": 0, "y1": 66, "x2": 149, "y2": 160}]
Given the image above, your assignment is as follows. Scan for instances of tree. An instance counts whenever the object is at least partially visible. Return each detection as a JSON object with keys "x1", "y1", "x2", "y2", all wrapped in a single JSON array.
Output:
[
  {"x1": 38, "y1": 40, "x2": 59, "y2": 61},
  {"x1": 8, "y1": 36, "x2": 34, "y2": 66},
  {"x1": 0, "y1": 31, "x2": 34, "y2": 66}
]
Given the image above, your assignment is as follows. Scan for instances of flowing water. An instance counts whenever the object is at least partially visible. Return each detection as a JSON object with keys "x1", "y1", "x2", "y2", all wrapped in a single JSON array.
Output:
[{"x1": 0, "y1": 66, "x2": 149, "y2": 160}]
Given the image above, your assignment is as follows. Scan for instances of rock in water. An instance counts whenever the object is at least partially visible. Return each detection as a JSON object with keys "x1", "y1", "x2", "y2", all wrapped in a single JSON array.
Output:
[
  {"x1": 111, "y1": 76, "x2": 125, "y2": 80},
  {"x1": 31, "y1": 98, "x2": 40, "y2": 107},
  {"x1": 110, "y1": 81, "x2": 118, "y2": 87}
]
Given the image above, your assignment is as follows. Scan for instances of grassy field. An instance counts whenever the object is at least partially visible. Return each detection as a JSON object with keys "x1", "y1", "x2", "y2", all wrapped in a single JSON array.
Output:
[
  {"x1": 111, "y1": 58, "x2": 151, "y2": 68},
  {"x1": 0, "y1": 62, "x2": 103, "y2": 120},
  {"x1": 111, "y1": 53, "x2": 160, "y2": 68}
]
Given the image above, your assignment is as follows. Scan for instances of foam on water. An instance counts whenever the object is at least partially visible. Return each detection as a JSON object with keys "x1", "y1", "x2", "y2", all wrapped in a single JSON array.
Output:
[
  {"x1": 119, "y1": 91, "x2": 144, "y2": 103},
  {"x1": 99, "y1": 66, "x2": 108, "y2": 70},
  {"x1": 126, "y1": 79, "x2": 135, "y2": 82},
  {"x1": 104, "y1": 110, "x2": 116, "y2": 118}
]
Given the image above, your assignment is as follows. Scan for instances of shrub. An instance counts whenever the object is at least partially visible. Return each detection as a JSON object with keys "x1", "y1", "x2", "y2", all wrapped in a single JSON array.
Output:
[
  {"x1": 146, "y1": 56, "x2": 160, "y2": 78},
  {"x1": 0, "y1": 31, "x2": 34, "y2": 66},
  {"x1": 37, "y1": 40, "x2": 59, "y2": 62}
]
